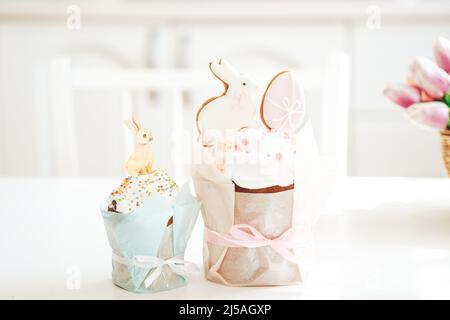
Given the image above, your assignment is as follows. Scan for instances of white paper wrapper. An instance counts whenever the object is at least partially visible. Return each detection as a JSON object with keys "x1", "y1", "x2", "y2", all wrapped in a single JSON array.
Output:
[{"x1": 193, "y1": 121, "x2": 332, "y2": 286}]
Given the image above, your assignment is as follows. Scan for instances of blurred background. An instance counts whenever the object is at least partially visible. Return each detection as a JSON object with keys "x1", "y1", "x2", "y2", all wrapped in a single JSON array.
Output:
[{"x1": 0, "y1": 0, "x2": 450, "y2": 179}]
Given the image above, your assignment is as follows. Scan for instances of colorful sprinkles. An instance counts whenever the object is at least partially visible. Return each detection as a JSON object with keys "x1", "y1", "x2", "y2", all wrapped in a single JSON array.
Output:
[{"x1": 107, "y1": 169, "x2": 178, "y2": 214}]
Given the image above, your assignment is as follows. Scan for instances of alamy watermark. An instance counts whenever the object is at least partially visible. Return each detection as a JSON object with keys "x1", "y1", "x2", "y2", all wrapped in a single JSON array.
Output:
[
  {"x1": 366, "y1": 5, "x2": 381, "y2": 30},
  {"x1": 66, "y1": 265, "x2": 81, "y2": 290},
  {"x1": 66, "y1": 5, "x2": 81, "y2": 30}
]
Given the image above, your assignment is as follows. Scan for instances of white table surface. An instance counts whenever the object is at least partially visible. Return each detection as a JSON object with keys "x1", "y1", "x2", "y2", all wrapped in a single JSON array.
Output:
[{"x1": 0, "y1": 177, "x2": 449, "y2": 300}]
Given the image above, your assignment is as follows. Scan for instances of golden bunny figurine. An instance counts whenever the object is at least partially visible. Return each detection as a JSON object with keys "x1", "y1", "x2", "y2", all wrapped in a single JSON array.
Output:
[{"x1": 124, "y1": 114, "x2": 154, "y2": 176}]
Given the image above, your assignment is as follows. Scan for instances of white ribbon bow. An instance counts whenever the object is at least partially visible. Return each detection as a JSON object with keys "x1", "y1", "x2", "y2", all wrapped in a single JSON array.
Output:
[
  {"x1": 266, "y1": 96, "x2": 303, "y2": 131},
  {"x1": 112, "y1": 253, "x2": 192, "y2": 288}
]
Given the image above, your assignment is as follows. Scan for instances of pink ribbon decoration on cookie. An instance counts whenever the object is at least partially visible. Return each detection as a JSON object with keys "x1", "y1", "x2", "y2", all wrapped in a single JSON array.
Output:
[
  {"x1": 227, "y1": 90, "x2": 252, "y2": 109},
  {"x1": 204, "y1": 224, "x2": 310, "y2": 265}
]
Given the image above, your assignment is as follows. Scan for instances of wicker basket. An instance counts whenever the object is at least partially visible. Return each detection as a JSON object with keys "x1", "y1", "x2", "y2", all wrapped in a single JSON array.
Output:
[{"x1": 441, "y1": 130, "x2": 450, "y2": 177}]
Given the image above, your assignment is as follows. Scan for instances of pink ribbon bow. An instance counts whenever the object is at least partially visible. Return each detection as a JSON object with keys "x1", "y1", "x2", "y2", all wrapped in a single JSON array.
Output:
[
  {"x1": 204, "y1": 224, "x2": 310, "y2": 265},
  {"x1": 227, "y1": 90, "x2": 251, "y2": 108}
]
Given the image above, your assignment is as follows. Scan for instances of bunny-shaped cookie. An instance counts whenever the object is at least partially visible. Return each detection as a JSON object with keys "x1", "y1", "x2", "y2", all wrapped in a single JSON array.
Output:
[
  {"x1": 196, "y1": 58, "x2": 260, "y2": 146},
  {"x1": 124, "y1": 115, "x2": 154, "y2": 176}
]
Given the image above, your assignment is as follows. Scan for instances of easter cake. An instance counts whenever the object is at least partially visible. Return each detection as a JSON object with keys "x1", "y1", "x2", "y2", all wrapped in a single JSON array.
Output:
[
  {"x1": 100, "y1": 115, "x2": 199, "y2": 293},
  {"x1": 193, "y1": 59, "x2": 324, "y2": 286}
]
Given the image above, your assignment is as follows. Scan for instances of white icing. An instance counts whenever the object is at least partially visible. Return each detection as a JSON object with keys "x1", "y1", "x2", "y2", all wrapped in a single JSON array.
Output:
[
  {"x1": 200, "y1": 128, "x2": 296, "y2": 189},
  {"x1": 266, "y1": 96, "x2": 303, "y2": 132}
]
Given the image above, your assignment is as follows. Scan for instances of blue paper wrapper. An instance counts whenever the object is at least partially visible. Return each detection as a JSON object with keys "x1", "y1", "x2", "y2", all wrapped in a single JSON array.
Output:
[{"x1": 101, "y1": 182, "x2": 200, "y2": 293}]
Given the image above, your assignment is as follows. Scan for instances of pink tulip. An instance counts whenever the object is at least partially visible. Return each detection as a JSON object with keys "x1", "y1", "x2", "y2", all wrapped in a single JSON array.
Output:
[
  {"x1": 434, "y1": 37, "x2": 450, "y2": 73},
  {"x1": 383, "y1": 84, "x2": 421, "y2": 108},
  {"x1": 408, "y1": 57, "x2": 450, "y2": 99},
  {"x1": 406, "y1": 101, "x2": 449, "y2": 130}
]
